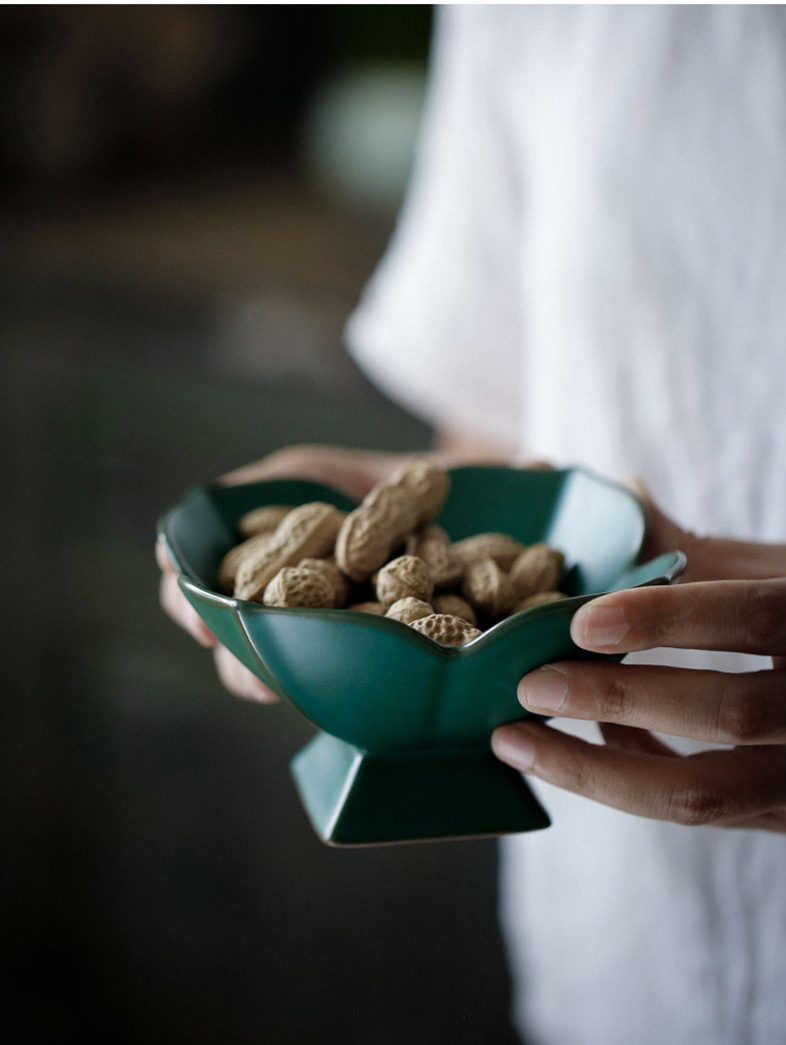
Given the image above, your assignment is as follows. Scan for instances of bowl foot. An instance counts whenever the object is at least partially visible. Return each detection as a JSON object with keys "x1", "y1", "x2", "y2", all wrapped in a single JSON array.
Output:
[{"x1": 290, "y1": 732, "x2": 551, "y2": 846}]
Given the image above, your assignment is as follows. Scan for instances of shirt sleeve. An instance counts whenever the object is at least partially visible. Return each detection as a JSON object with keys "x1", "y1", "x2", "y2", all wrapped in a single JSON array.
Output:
[{"x1": 344, "y1": 6, "x2": 525, "y2": 447}]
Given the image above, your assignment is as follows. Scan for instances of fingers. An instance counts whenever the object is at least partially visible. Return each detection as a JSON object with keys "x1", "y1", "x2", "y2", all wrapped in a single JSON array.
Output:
[
  {"x1": 519, "y1": 661, "x2": 786, "y2": 745},
  {"x1": 155, "y1": 536, "x2": 175, "y2": 574},
  {"x1": 491, "y1": 721, "x2": 786, "y2": 826},
  {"x1": 158, "y1": 570, "x2": 216, "y2": 648},
  {"x1": 218, "y1": 444, "x2": 406, "y2": 499},
  {"x1": 219, "y1": 441, "x2": 527, "y2": 500},
  {"x1": 213, "y1": 646, "x2": 280, "y2": 704},
  {"x1": 571, "y1": 578, "x2": 786, "y2": 657},
  {"x1": 624, "y1": 478, "x2": 692, "y2": 568},
  {"x1": 161, "y1": 445, "x2": 407, "y2": 703},
  {"x1": 157, "y1": 547, "x2": 278, "y2": 702},
  {"x1": 598, "y1": 722, "x2": 677, "y2": 757}
]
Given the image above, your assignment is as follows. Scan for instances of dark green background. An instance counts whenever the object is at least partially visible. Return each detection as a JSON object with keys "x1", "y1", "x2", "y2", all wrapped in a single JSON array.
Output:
[{"x1": 1, "y1": 7, "x2": 520, "y2": 1044}]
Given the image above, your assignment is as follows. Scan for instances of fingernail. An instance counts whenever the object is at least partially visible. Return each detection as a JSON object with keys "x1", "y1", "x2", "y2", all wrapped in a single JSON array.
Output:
[
  {"x1": 492, "y1": 724, "x2": 536, "y2": 772},
  {"x1": 519, "y1": 666, "x2": 568, "y2": 712},
  {"x1": 574, "y1": 603, "x2": 629, "y2": 650}
]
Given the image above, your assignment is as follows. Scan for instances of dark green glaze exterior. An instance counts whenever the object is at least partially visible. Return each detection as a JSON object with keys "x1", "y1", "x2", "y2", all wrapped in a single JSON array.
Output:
[
  {"x1": 290, "y1": 733, "x2": 552, "y2": 846},
  {"x1": 158, "y1": 467, "x2": 685, "y2": 844}
]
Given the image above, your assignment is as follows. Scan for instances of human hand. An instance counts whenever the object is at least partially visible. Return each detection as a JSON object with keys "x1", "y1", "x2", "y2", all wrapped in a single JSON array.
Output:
[
  {"x1": 157, "y1": 444, "x2": 415, "y2": 703},
  {"x1": 492, "y1": 486, "x2": 786, "y2": 832}
]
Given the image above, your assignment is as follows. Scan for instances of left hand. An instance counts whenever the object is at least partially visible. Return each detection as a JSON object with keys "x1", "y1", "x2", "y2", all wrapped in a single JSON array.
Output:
[
  {"x1": 491, "y1": 488, "x2": 786, "y2": 832},
  {"x1": 157, "y1": 444, "x2": 414, "y2": 703}
]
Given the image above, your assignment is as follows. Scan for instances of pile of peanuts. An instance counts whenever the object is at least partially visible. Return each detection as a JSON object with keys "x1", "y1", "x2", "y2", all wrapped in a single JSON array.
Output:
[{"x1": 216, "y1": 458, "x2": 567, "y2": 646}]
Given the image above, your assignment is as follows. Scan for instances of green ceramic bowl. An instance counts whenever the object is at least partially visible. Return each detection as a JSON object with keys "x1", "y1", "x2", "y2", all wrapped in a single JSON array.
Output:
[{"x1": 158, "y1": 466, "x2": 684, "y2": 846}]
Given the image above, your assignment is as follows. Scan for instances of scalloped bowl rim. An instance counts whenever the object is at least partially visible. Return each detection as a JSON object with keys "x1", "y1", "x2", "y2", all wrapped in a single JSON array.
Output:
[
  {"x1": 176, "y1": 554, "x2": 683, "y2": 658},
  {"x1": 161, "y1": 464, "x2": 686, "y2": 657}
]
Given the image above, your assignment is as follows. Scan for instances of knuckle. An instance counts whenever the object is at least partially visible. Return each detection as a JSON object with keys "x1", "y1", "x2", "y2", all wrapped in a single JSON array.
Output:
[
  {"x1": 598, "y1": 676, "x2": 629, "y2": 722},
  {"x1": 743, "y1": 584, "x2": 786, "y2": 653},
  {"x1": 664, "y1": 783, "x2": 731, "y2": 826},
  {"x1": 714, "y1": 684, "x2": 772, "y2": 744},
  {"x1": 559, "y1": 750, "x2": 597, "y2": 799}
]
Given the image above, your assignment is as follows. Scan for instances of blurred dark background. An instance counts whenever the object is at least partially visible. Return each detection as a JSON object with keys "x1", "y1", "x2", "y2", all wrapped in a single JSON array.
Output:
[{"x1": 1, "y1": 7, "x2": 519, "y2": 1043}]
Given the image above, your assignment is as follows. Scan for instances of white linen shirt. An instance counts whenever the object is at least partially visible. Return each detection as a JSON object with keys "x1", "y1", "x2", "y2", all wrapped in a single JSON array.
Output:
[{"x1": 346, "y1": 7, "x2": 786, "y2": 1044}]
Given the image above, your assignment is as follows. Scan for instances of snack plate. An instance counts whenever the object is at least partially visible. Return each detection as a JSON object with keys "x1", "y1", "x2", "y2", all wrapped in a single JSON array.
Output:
[{"x1": 158, "y1": 466, "x2": 685, "y2": 846}]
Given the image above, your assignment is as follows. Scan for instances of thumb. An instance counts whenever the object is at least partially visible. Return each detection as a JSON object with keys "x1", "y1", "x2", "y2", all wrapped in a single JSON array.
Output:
[
  {"x1": 624, "y1": 476, "x2": 786, "y2": 584},
  {"x1": 624, "y1": 476, "x2": 690, "y2": 566}
]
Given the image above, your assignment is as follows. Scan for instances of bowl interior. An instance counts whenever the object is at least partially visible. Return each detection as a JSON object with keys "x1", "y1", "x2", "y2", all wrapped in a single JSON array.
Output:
[
  {"x1": 162, "y1": 476, "x2": 358, "y2": 592},
  {"x1": 163, "y1": 466, "x2": 646, "y2": 598}
]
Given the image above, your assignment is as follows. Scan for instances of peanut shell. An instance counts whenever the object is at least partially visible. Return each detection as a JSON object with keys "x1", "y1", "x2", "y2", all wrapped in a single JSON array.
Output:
[
  {"x1": 234, "y1": 501, "x2": 346, "y2": 602},
  {"x1": 263, "y1": 566, "x2": 335, "y2": 609},
  {"x1": 513, "y1": 591, "x2": 567, "y2": 612},
  {"x1": 461, "y1": 557, "x2": 516, "y2": 620},
  {"x1": 385, "y1": 597, "x2": 434, "y2": 624},
  {"x1": 364, "y1": 483, "x2": 420, "y2": 543},
  {"x1": 409, "y1": 613, "x2": 482, "y2": 646},
  {"x1": 334, "y1": 510, "x2": 391, "y2": 583},
  {"x1": 335, "y1": 485, "x2": 418, "y2": 582},
  {"x1": 217, "y1": 532, "x2": 274, "y2": 593},
  {"x1": 297, "y1": 557, "x2": 349, "y2": 608},
  {"x1": 407, "y1": 525, "x2": 463, "y2": 590},
  {"x1": 347, "y1": 601, "x2": 385, "y2": 615},
  {"x1": 237, "y1": 505, "x2": 293, "y2": 539},
  {"x1": 388, "y1": 457, "x2": 451, "y2": 524},
  {"x1": 432, "y1": 594, "x2": 477, "y2": 627},
  {"x1": 375, "y1": 555, "x2": 434, "y2": 609},
  {"x1": 452, "y1": 533, "x2": 526, "y2": 570},
  {"x1": 510, "y1": 543, "x2": 565, "y2": 599}
]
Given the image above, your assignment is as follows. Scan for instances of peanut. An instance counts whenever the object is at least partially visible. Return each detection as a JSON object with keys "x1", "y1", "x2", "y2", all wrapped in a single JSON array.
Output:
[
  {"x1": 513, "y1": 591, "x2": 567, "y2": 612},
  {"x1": 452, "y1": 532, "x2": 526, "y2": 571},
  {"x1": 217, "y1": 531, "x2": 274, "y2": 593},
  {"x1": 347, "y1": 601, "x2": 385, "y2": 615},
  {"x1": 409, "y1": 613, "x2": 482, "y2": 646},
  {"x1": 334, "y1": 511, "x2": 391, "y2": 584},
  {"x1": 217, "y1": 460, "x2": 567, "y2": 635},
  {"x1": 263, "y1": 566, "x2": 336, "y2": 609},
  {"x1": 510, "y1": 543, "x2": 565, "y2": 599},
  {"x1": 432, "y1": 594, "x2": 477, "y2": 627},
  {"x1": 387, "y1": 457, "x2": 451, "y2": 524},
  {"x1": 461, "y1": 557, "x2": 516, "y2": 620},
  {"x1": 234, "y1": 501, "x2": 346, "y2": 602},
  {"x1": 335, "y1": 483, "x2": 418, "y2": 582},
  {"x1": 375, "y1": 555, "x2": 434, "y2": 609},
  {"x1": 407, "y1": 525, "x2": 463, "y2": 590},
  {"x1": 237, "y1": 504, "x2": 293, "y2": 539},
  {"x1": 386, "y1": 597, "x2": 434, "y2": 624},
  {"x1": 297, "y1": 557, "x2": 349, "y2": 608}
]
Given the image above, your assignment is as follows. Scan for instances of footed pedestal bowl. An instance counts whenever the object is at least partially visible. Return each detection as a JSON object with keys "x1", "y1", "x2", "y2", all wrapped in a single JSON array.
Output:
[{"x1": 158, "y1": 466, "x2": 684, "y2": 845}]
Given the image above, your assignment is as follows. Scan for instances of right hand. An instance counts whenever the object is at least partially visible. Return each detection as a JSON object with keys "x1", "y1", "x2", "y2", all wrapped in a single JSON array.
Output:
[{"x1": 156, "y1": 444, "x2": 421, "y2": 702}]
